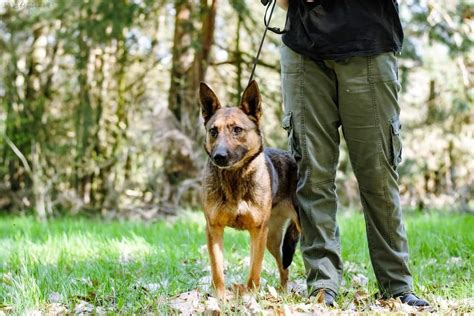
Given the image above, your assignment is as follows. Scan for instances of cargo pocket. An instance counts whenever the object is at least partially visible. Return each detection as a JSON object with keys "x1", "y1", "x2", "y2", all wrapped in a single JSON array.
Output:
[
  {"x1": 282, "y1": 112, "x2": 302, "y2": 161},
  {"x1": 390, "y1": 118, "x2": 403, "y2": 168}
]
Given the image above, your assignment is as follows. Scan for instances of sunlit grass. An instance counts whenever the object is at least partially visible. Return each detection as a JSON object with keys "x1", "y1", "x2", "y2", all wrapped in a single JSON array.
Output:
[{"x1": 0, "y1": 211, "x2": 472, "y2": 313}]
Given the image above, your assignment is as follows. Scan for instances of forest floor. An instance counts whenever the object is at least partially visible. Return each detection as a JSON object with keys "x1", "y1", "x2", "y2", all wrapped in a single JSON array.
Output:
[{"x1": 0, "y1": 211, "x2": 473, "y2": 314}]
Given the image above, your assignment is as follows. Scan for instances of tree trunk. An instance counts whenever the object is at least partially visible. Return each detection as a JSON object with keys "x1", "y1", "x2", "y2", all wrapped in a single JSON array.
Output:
[
  {"x1": 168, "y1": 0, "x2": 218, "y2": 136},
  {"x1": 163, "y1": 0, "x2": 218, "y2": 208},
  {"x1": 233, "y1": 14, "x2": 243, "y2": 105},
  {"x1": 426, "y1": 79, "x2": 437, "y2": 124}
]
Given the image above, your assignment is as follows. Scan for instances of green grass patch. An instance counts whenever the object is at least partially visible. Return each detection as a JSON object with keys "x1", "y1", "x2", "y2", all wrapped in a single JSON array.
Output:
[{"x1": 0, "y1": 211, "x2": 472, "y2": 313}]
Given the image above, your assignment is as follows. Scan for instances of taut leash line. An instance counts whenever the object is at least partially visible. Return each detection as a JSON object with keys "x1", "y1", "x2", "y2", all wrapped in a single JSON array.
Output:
[{"x1": 247, "y1": 0, "x2": 289, "y2": 87}]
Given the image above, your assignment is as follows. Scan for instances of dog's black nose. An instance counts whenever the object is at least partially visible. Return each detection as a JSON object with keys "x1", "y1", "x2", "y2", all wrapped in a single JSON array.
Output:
[{"x1": 213, "y1": 151, "x2": 229, "y2": 167}]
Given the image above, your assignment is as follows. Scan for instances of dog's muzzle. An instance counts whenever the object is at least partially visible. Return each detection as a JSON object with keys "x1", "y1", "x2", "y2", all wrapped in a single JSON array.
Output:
[{"x1": 212, "y1": 149, "x2": 230, "y2": 167}]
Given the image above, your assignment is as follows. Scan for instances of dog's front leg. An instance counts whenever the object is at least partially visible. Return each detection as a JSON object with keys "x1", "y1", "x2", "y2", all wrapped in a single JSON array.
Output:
[
  {"x1": 247, "y1": 225, "x2": 269, "y2": 290},
  {"x1": 206, "y1": 223, "x2": 225, "y2": 299}
]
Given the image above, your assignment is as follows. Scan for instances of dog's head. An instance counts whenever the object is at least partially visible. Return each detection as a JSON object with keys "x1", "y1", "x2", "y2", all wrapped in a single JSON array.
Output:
[{"x1": 199, "y1": 80, "x2": 263, "y2": 169}]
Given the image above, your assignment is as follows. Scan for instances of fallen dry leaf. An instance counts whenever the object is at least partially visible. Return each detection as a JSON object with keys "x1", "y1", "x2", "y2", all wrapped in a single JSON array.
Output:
[
  {"x1": 313, "y1": 289, "x2": 325, "y2": 305},
  {"x1": 344, "y1": 301, "x2": 357, "y2": 311},
  {"x1": 168, "y1": 290, "x2": 203, "y2": 315},
  {"x1": 242, "y1": 294, "x2": 263, "y2": 314},
  {"x1": 458, "y1": 297, "x2": 474, "y2": 310},
  {"x1": 397, "y1": 302, "x2": 420, "y2": 314},
  {"x1": 267, "y1": 285, "x2": 279, "y2": 299},
  {"x1": 447, "y1": 256, "x2": 463, "y2": 267},
  {"x1": 376, "y1": 298, "x2": 396, "y2": 311},
  {"x1": 204, "y1": 296, "x2": 220, "y2": 315},
  {"x1": 369, "y1": 303, "x2": 389, "y2": 312},
  {"x1": 74, "y1": 300, "x2": 95, "y2": 315},
  {"x1": 94, "y1": 306, "x2": 108, "y2": 315},
  {"x1": 0, "y1": 306, "x2": 13, "y2": 315},
  {"x1": 287, "y1": 279, "x2": 307, "y2": 296},
  {"x1": 351, "y1": 273, "x2": 368, "y2": 288},
  {"x1": 0, "y1": 273, "x2": 14, "y2": 286},
  {"x1": 44, "y1": 303, "x2": 68, "y2": 316},
  {"x1": 48, "y1": 292, "x2": 62, "y2": 303},
  {"x1": 142, "y1": 283, "x2": 160, "y2": 293},
  {"x1": 430, "y1": 295, "x2": 474, "y2": 313},
  {"x1": 353, "y1": 289, "x2": 370, "y2": 306}
]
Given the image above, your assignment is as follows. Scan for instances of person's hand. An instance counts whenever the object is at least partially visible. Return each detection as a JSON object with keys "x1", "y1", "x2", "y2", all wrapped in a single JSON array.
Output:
[{"x1": 276, "y1": 0, "x2": 289, "y2": 10}]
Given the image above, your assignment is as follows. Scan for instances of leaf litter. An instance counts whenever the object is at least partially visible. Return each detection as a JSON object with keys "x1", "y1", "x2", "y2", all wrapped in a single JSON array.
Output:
[
  {"x1": 1, "y1": 273, "x2": 472, "y2": 314},
  {"x1": 0, "y1": 286, "x2": 472, "y2": 314},
  {"x1": 166, "y1": 281, "x2": 474, "y2": 315}
]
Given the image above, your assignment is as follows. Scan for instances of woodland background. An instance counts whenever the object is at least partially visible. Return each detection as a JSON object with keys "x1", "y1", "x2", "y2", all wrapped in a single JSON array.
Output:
[{"x1": 0, "y1": 0, "x2": 473, "y2": 219}]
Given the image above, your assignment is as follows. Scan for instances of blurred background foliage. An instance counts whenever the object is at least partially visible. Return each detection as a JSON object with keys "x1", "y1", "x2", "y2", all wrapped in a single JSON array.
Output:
[{"x1": 0, "y1": 0, "x2": 472, "y2": 219}]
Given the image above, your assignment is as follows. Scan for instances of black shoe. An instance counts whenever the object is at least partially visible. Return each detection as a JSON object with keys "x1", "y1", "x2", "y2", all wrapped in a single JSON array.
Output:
[
  {"x1": 312, "y1": 288, "x2": 336, "y2": 307},
  {"x1": 395, "y1": 292, "x2": 430, "y2": 307}
]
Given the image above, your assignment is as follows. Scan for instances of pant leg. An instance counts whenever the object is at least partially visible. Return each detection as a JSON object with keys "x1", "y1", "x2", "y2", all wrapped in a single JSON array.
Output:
[
  {"x1": 280, "y1": 42, "x2": 343, "y2": 295},
  {"x1": 335, "y1": 52, "x2": 413, "y2": 297}
]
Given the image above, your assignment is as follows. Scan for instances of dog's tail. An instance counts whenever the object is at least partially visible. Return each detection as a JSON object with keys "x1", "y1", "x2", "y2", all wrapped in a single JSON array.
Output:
[{"x1": 282, "y1": 221, "x2": 300, "y2": 269}]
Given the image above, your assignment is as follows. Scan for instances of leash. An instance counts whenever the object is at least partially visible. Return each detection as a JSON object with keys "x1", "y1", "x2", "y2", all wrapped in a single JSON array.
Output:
[{"x1": 248, "y1": 0, "x2": 289, "y2": 86}]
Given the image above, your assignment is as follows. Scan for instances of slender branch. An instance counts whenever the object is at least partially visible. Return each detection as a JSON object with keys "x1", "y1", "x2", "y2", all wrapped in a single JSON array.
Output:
[
  {"x1": 210, "y1": 60, "x2": 237, "y2": 66},
  {"x1": 211, "y1": 56, "x2": 278, "y2": 71},
  {"x1": 4, "y1": 136, "x2": 32, "y2": 175}
]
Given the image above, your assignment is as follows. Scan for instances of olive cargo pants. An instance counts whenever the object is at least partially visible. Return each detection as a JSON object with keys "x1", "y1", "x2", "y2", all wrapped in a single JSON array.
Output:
[{"x1": 280, "y1": 43, "x2": 412, "y2": 297}]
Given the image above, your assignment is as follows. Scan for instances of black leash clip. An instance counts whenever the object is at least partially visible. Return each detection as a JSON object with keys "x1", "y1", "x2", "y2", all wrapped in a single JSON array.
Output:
[{"x1": 261, "y1": 0, "x2": 289, "y2": 35}]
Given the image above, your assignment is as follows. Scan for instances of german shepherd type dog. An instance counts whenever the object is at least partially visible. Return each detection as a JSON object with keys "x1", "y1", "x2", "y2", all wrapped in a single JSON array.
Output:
[{"x1": 199, "y1": 80, "x2": 301, "y2": 299}]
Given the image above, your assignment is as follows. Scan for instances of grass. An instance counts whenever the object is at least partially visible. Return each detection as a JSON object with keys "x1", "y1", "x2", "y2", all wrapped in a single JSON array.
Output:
[{"x1": 0, "y1": 211, "x2": 473, "y2": 314}]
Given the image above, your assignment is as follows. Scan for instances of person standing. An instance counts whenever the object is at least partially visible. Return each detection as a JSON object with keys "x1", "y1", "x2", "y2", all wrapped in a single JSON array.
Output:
[{"x1": 276, "y1": 0, "x2": 429, "y2": 307}]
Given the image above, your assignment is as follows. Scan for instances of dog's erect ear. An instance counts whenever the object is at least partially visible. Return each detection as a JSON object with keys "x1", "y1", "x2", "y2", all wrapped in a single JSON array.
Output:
[
  {"x1": 239, "y1": 80, "x2": 262, "y2": 122},
  {"x1": 199, "y1": 82, "x2": 221, "y2": 124}
]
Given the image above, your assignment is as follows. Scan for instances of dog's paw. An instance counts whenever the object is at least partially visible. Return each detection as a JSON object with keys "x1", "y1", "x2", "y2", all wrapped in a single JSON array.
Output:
[
  {"x1": 214, "y1": 287, "x2": 226, "y2": 301},
  {"x1": 231, "y1": 283, "x2": 248, "y2": 297},
  {"x1": 246, "y1": 279, "x2": 260, "y2": 291}
]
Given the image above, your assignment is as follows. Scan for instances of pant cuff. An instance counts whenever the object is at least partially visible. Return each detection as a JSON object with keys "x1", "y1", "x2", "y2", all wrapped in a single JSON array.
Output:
[
  {"x1": 307, "y1": 281, "x2": 339, "y2": 297},
  {"x1": 383, "y1": 285, "x2": 413, "y2": 298}
]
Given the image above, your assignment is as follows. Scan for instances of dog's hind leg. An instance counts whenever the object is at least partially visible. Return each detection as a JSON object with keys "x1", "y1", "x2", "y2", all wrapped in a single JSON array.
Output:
[
  {"x1": 206, "y1": 224, "x2": 225, "y2": 299},
  {"x1": 267, "y1": 213, "x2": 291, "y2": 291},
  {"x1": 268, "y1": 201, "x2": 301, "y2": 291}
]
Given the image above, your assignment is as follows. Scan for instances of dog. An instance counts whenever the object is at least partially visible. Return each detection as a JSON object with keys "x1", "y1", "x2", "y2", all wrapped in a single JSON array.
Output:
[{"x1": 199, "y1": 80, "x2": 301, "y2": 299}]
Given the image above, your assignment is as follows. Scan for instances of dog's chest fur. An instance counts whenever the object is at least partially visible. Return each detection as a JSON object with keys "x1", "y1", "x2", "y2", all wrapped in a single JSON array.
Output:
[{"x1": 203, "y1": 154, "x2": 272, "y2": 229}]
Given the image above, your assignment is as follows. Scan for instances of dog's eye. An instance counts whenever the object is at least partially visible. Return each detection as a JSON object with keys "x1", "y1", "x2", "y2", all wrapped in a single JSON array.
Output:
[
  {"x1": 209, "y1": 128, "x2": 218, "y2": 138},
  {"x1": 233, "y1": 126, "x2": 243, "y2": 135}
]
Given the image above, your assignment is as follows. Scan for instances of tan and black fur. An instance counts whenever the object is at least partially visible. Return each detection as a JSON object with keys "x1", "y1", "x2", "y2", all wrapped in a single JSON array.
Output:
[{"x1": 200, "y1": 80, "x2": 301, "y2": 299}]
